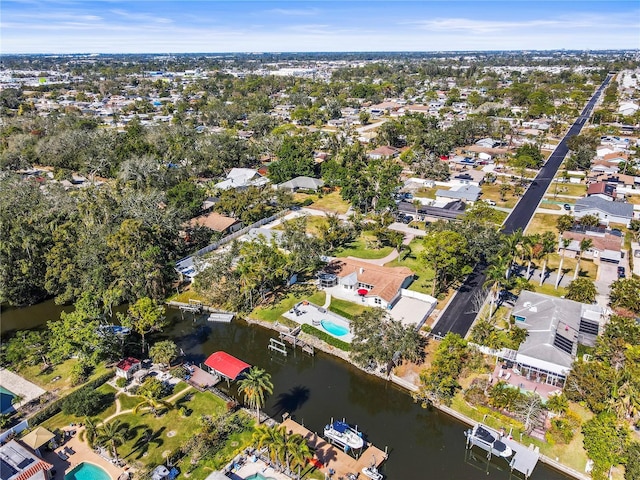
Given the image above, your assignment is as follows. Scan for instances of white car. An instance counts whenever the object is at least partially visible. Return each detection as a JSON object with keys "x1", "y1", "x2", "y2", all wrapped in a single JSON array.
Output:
[{"x1": 483, "y1": 199, "x2": 497, "y2": 206}]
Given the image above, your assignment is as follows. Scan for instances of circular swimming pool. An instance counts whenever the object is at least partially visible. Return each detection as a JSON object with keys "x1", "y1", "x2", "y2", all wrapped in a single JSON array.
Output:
[
  {"x1": 320, "y1": 319, "x2": 349, "y2": 336},
  {"x1": 65, "y1": 462, "x2": 111, "y2": 480}
]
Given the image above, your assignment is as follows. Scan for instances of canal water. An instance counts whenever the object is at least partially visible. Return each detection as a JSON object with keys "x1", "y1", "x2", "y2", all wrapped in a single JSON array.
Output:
[{"x1": 1, "y1": 305, "x2": 570, "y2": 479}]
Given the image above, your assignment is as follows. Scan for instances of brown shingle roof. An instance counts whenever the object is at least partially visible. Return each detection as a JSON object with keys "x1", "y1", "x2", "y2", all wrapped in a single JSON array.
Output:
[
  {"x1": 562, "y1": 231, "x2": 622, "y2": 253},
  {"x1": 189, "y1": 212, "x2": 239, "y2": 232},
  {"x1": 324, "y1": 258, "x2": 413, "y2": 302}
]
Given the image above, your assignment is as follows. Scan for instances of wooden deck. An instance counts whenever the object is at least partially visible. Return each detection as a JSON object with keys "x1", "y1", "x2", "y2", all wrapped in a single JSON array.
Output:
[{"x1": 281, "y1": 419, "x2": 387, "y2": 479}]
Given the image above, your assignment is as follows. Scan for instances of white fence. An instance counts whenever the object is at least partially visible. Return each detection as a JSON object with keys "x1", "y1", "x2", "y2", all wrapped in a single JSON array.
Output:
[{"x1": 0, "y1": 420, "x2": 29, "y2": 443}]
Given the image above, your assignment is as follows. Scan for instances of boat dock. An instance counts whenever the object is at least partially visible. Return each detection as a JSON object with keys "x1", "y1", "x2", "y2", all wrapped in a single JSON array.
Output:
[
  {"x1": 465, "y1": 423, "x2": 539, "y2": 479},
  {"x1": 281, "y1": 418, "x2": 387, "y2": 479},
  {"x1": 275, "y1": 326, "x2": 315, "y2": 356}
]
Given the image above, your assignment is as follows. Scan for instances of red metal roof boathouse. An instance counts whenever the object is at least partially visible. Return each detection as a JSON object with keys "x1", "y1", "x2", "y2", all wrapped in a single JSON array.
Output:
[{"x1": 204, "y1": 351, "x2": 251, "y2": 381}]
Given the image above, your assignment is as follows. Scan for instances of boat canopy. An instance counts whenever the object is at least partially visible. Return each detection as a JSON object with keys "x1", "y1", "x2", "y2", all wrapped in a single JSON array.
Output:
[
  {"x1": 332, "y1": 420, "x2": 352, "y2": 433},
  {"x1": 204, "y1": 351, "x2": 251, "y2": 381}
]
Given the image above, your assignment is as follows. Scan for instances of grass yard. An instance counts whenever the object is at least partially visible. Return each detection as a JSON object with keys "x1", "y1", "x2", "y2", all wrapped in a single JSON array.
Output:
[
  {"x1": 40, "y1": 383, "x2": 118, "y2": 432},
  {"x1": 114, "y1": 390, "x2": 227, "y2": 468},
  {"x1": 328, "y1": 298, "x2": 372, "y2": 319},
  {"x1": 625, "y1": 194, "x2": 640, "y2": 205},
  {"x1": 309, "y1": 191, "x2": 351, "y2": 214},
  {"x1": 385, "y1": 239, "x2": 436, "y2": 295},
  {"x1": 480, "y1": 183, "x2": 519, "y2": 208},
  {"x1": 525, "y1": 213, "x2": 561, "y2": 235},
  {"x1": 532, "y1": 283, "x2": 568, "y2": 298},
  {"x1": 546, "y1": 255, "x2": 598, "y2": 281},
  {"x1": 250, "y1": 285, "x2": 326, "y2": 323},
  {"x1": 546, "y1": 182, "x2": 587, "y2": 197},
  {"x1": 167, "y1": 289, "x2": 206, "y2": 305},
  {"x1": 414, "y1": 186, "x2": 440, "y2": 199},
  {"x1": 273, "y1": 215, "x2": 328, "y2": 237},
  {"x1": 333, "y1": 236, "x2": 394, "y2": 260},
  {"x1": 18, "y1": 360, "x2": 112, "y2": 393}
]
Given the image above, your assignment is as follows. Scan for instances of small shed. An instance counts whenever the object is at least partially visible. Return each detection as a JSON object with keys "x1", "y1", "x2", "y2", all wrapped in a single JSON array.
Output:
[
  {"x1": 204, "y1": 352, "x2": 251, "y2": 382},
  {"x1": 116, "y1": 357, "x2": 141, "y2": 380}
]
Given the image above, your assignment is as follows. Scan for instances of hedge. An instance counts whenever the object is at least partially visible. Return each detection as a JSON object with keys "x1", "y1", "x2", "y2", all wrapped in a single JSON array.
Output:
[
  {"x1": 29, "y1": 371, "x2": 115, "y2": 425},
  {"x1": 300, "y1": 324, "x2": 351, "y2": 351}
]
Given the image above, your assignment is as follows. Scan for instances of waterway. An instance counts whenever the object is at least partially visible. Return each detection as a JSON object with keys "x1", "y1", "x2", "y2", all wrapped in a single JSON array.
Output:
[{"x1": 2, "y1": 305, "x2": 571, "y2": 479}]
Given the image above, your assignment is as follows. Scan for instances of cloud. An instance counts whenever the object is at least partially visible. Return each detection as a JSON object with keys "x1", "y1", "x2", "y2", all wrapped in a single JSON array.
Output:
[
  {"x1": 266, "y1": 8, "x2": 320, "y2": 16},
  {"x1": 110, "y1": 8, "x2": 173, "y2": 24}
]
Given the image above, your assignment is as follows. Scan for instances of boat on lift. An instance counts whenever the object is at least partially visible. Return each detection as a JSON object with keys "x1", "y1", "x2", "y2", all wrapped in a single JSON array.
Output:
[{"x1": 323, "y1": 419, "x2": 364, "y2": 450}]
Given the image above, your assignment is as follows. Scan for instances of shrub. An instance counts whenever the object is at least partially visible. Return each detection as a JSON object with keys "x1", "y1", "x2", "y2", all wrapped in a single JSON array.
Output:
[
  {"x1": 30, "y1": 371, "x2": 114, "y2": 425},
  {"x1": 115, "y1": 377, "x2": 128, "y2": 388},
  {"x1": 62, "y1": 389, "x2": 103, "y2": 417},
  {"x1": 300, "y1": 324, "x2": 351, "y2": 351}
]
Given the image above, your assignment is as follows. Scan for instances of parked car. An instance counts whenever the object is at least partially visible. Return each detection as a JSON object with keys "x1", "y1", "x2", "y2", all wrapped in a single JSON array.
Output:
[
  {"x1": 563, "y1": 203, "x2": 571, "y2": 210},
  {"x1": 404, "y1": 193, "x2": 414, "y2": 200},
  {"x1": 617, "y1": 266, "x2": 626, "y2": 278},
  {"x1": 402, "y1": 215, "x2": 414, "y2": 224}
]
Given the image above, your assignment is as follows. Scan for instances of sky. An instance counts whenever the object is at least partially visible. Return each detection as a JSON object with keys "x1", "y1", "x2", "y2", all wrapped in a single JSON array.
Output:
[{"x1": 2, "y1": 1, "x2": 639, "y2": 54}]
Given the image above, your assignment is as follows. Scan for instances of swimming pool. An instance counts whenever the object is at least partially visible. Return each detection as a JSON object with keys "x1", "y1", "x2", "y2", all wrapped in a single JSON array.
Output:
[
  {"x1": 65, "y1": 462, "x2": 111, "y2": 480},
  {"x1": 0, "y1": 386, "x2": 16, "y2": 413},
  {"x1": 246, "y1": 474, "x2": 277, "y2": 480},
  {"x1": 320, "y1": 319, "x2": 349, "y2": 337}
]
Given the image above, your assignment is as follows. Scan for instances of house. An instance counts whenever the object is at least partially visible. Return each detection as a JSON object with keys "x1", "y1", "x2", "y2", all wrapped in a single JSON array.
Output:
[
  {"x1": 367, "y1": 146, "x2": 400, "y2": 160},
  {"x1": 452, "y1": 170, "x2": 486, "y2": 186},
  {"x1": 318, "y1": 258, "x2": 414, "y2": 308},
  {"x1": 617, "y1": 102, "x2": 639, "y2": 116},
  {"x1": 0, "y1": 439, "x2": 54, "y2": 480},
  {"x1": 436, "y1": 185, "x2": 481, "y2": 203},
  {"x1": 277, "y1": 176, "x2": 324, "y2": 192},
  {"x1": 116, "y1": 357, "x2": 141, "y2": 379},
  {"x1": 507, "y1": 291, "x2": 605, "y2": 386},
  {"x1": 475, "y1": 138, "x2": 500, "y2": 149},
  {"x1": 189, "y1": 212, "x2": 243, "y2": 234},
  {"x1": 586, "y1": 182, "x2": 617, "y2": 201},
  {"x1": 561, "y1": 229, "x2": 623, "y2": 264},
  {"x1": 214, "y1": 168, "x2": 269, "y2": 190},
  {"x1": 574, "y1": 196, "x2": 634, "y2": 227}
]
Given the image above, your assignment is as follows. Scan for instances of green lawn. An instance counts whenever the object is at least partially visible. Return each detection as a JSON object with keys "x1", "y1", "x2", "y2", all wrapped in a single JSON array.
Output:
[
  {"x1": 333, "y1": 236, "x2": 394, "y2": 260},
  {"x1": 328, "y1": 298, "x2": 372, "y2": 319},
  {"x1": 385, "y1": 239, "x2": 435, "y2": 295},
  {"x1": 414, "y1": 186, "x2": 439, "y2": 199},
  {"x1": 480, "y1": 183, "x2": 519, "y2": 208},
  {"x1": 167, "y1": 289, "x2": 207, "y2": 304},
  {"x1": 114, "y1": 390, "x2": 227, "y2": 468},
  {"x1": 525, "y1": 213, "x2": 561, "y2": 235},
  {"x1": 40, "y1": 383, "x2": 118, "y2": 433},
  {"x1": 250, "y1": 285, "x2": 326, "y2": 323},
  {"x1": 309, "y1": 191, "x2": 351, "y2": 214},
  {"x1": 546, "y1": 182, "x2": 587, "y2": 197},
  {"x1": 119, "y1": 392, "x2": 144, "y2": 411},
  {"x1": 18, "y1": 360, "x2": 112, "y2": 393}
]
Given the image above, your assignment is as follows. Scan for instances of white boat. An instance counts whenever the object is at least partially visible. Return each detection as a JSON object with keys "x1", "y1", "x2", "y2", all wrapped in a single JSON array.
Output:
[
  {"x1": 466, "y1": 424, "x2": 513, "y2": 458},
  {"x1": 362, "y1": 465, "x2": 384, "y2": 480},
  {"x1": 324, "y1": 420, "x2": 364, "y2": 450}
]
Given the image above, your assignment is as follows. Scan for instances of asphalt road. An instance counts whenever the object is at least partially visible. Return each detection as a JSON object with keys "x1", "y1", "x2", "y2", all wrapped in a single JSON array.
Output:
[{"x1": 432, "y1": 74, "x2": 613, "y2": 338}]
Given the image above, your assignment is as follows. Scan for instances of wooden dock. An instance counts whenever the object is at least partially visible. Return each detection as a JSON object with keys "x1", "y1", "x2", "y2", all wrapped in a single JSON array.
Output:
[
  {"x1": 281, "y1": 419, "x2": 387, "y2": 479},
  {"x1": 279, "y1": 327, "x2": 315, "y2": 356}
]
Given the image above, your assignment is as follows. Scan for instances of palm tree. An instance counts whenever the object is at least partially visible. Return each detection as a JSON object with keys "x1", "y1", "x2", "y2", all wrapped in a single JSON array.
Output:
[
  {"x1": 555, "y1": 238, "x2": 571, "y2": 289},
  {"x1": 484, "y1": 256, "x2": 509, "y2": 319},
  {"x1": 84, "y1": 417, "x2": 99, "y2": 448},
  {"x1": 522, "y1": 234, "x2": 540, "y2": 279},
  {"x1": 283, "y1": 431, "x2": 311, "y2": 475},
  {"x1": 252, "y1": 424, "x2": 285, "y2": 468},
  {"x1": 132, "y1": 391, "x2": 172, "y2": 417},
  {"x1": 500, "y1": 230, "x2": 523, "y2": 279},
  {"x1": 573, "y1": 238, "x2": 593, "y2": 280},
  {"x1": 538, "y1": 232, "x2": 557, "y2": 286},
  {"x1": 96, "y1": 419, "x2": 128, "y2": 462},
  {"x1": 238, "y1": 367, "x2": 273, "y2": 423}
]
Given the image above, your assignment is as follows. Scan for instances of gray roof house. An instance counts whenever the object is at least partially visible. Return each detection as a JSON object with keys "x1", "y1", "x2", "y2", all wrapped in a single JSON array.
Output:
[
  {"x1": 436, "y1": 185, "x2": 481, "y2": 203},
  {"x1": 574, "y1": 196, "x2": 634, "y2": 227},
  {"x1": 508, "y1": 291, "x2": 604, "y2": 383},
  {"x1": 277, "y1": 176, "x2": 324, "y2": 192}
]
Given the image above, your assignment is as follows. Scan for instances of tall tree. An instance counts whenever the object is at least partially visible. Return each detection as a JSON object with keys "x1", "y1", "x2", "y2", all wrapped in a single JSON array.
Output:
[
  {"x1": 421, "y1": 230, "x2": 472, "y2": 296},
  {"x1": 119, "y1": 297, "x2": 167, "y2": 354},
  {"x1": 573, "y1": 238, "x2": 593, "y2": 280},
  {"x1": 537, "y1": 232, "x2": 556, "y2": 286},
  {"x1": 237, "y1": 367, "x2": 274, "y2": 423},
  {"x1": 96, "y1": 420, "x2": 129, "y2": 462},
  {"x1": 555, "y1": 238, "x2": 571, "y2": 289}
]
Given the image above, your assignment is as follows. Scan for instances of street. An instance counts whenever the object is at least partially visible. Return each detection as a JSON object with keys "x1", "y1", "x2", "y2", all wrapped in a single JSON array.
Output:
[{"x1": 432, "y1": 74, "x2": 613, "y2": 337}]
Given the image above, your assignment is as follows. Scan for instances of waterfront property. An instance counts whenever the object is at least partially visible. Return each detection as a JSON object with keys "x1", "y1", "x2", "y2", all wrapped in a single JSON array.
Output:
[
  {"x1": 318, "y1": 258, "x2": 414, "y2": 309},
  {"x1": 498, "y1": 291, "x2": 605, "y2": 388},
  {"x1": 0, "y1": 367, "x2": 46, "y2": 413},
  {"x1": 282, "y1": 302, "x2": 354, "y2": 342}
]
